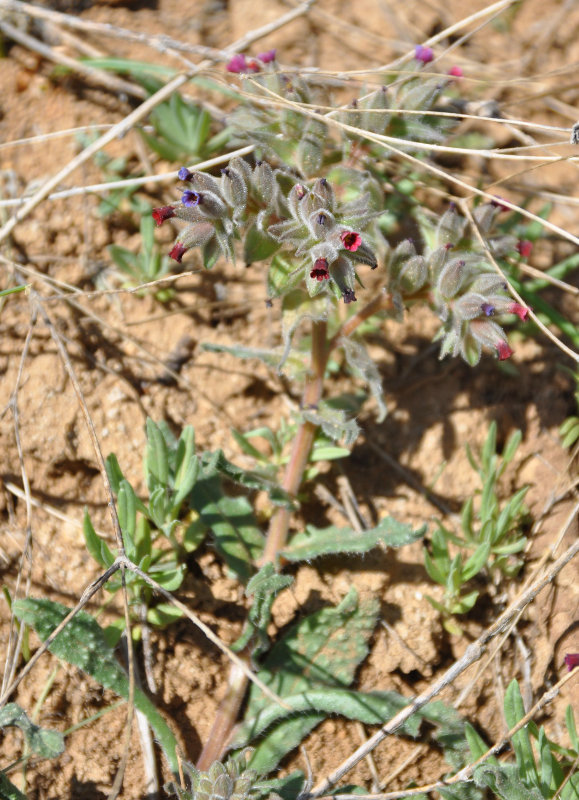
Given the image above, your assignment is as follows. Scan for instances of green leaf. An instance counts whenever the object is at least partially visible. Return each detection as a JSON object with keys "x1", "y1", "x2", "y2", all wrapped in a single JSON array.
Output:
[
  {"x1": 243, "y1": 224, "x2": 280, "y2": 265},
  {"x1": 12, "y1": 598, "x2": 179, "y2": 774},
  {"x1": 172, "y1": 426, "x2": 198, "y2": 510},
  {"x1": 146, "y1": 602, "x2": 184, "y2": 627},
  {"x1": 566, "y1": 705, "x2": 578, "y2": 752},
  {"x1": 83, "y1": 510, "x2": 115, "y2": 568},
  {"x1": 473, "y1": 762, "x2": 544, "y2": 800},
  {"x1": 117, "y1": 480, "x2": 137, "y2": 559},
  {"x1": 0, "y1": 703, "x2": 64, "y2": 759},
  {"x1": 505, "y1": 680, "x2": 539, "y2": 788},
  {"x1": 282, "y1": 518, "x2": 425, "y2": 562},
  {"x1": 243, "y1": 588, "x2": 379, "y2": 772},
  {"x1": 0, "y1": 772, "x2": 27, "y2": 800},
  {"x1": 233, "y1": 564, "x2": 294, "y2": 656},
  {"x1": 198, "y1": 449, "x2": 293, "y2": 507},
  {"x1": 232, "y1": 688, "x2": 422, "y2": 751},
  {"x1": 462, "y1": 542, "x2": 490, "y2": 581},
  {"x1": 191, "y1": 473, "x2": 264, "y2": 583},
  {"x1": 145, "y1": 418, "x2": 169, "y2": 491},
  {"x1": 106, "y1": 453, "x2": 125, "y2": 494}
]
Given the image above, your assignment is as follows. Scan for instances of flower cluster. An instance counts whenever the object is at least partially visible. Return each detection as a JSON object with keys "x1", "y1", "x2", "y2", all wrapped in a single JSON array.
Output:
[
  {"x1": 386, "y1": 202, "x2": 529, "y2": 363},
  {"x1": 226, "y1": 49, "x2": 276, "y2": 74},
  {"x1": 167, "y1": 752, "x2": 260, "y2": 800},
  {"x1": 152, "y1": 160, "x2": 379, "y2": 305}
]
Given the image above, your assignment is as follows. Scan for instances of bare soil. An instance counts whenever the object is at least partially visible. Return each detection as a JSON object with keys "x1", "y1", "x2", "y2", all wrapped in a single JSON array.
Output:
[{"x1": 0, "y1": 0, "x2": 578, "y2": 798}]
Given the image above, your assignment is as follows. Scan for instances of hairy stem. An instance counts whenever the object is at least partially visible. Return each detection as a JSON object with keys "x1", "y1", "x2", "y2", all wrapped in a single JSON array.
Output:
[
  {"x1": 261, "y1": 317, "x2": 328, "y2": 566},
  {"x1": 197, "y1": 293, "x2": 392, "y2": 768}
]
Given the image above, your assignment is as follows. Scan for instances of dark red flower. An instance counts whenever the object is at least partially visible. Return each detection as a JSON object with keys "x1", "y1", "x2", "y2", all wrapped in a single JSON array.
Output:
[
  {"x1": 508, "y1": 302, "x2": 529, "y2": 322},
  {"x1": 496, "y1": 340, "x2": 514, "y2": 361},
  {"x1": 516, "y1": 240, "x2": 533, "y2": 259},
  {"x1": 490, "y1": 197, "x2": 510, "y2": 212},
  {"x1": 310, "y1": 258, "x2": 330, "y2": 281},
  {"x1": 169, "y1": 242, "x2": 188, "y2": 263},
  {"x1": 152, "y1": 206, "x2": 175, "y2": 226},
  {"x1": 340, "y1": 231, "x2": 362, "y2": 252},
  {"x1": 565, "y1": 653, "x2": 579, "y2": 671}
]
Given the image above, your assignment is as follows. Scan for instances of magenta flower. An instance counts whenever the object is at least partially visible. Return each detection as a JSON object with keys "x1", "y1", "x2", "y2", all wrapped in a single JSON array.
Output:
[
  {"x1": 310, "y1": 258, "x2": 330, "y2": 281},
  {"x1": 448, "y1": 65, "x2": 463, "y2": 78},
  {"x1": 565, "y1": 653, "x2": 579, "y2": 671},
  {"x1": 152, "y1": 206, "x2": 175, "y2": 226},
  {"x1": 257, "y1": 49, "x2": 276, "y2": 63},
  {"x1": 490, "y1": 197, "x2": 510, "y2": 212},
  {"x1": 508, "y1": 302, "x2": 529, "y2": 322},
  {"x1": 496, "y1": 340, "x2": 514, "y2": 361},
  {"x1": 340, "y1": 231, "x2": 362, "y2": 252},
  {"x1": 182, "y1": 190, "x2": 203, "y2": 207},
  {"x1": 415, "y1": 45, "x2": 434, "y2": 64},
  {"x1": 226, "y1": 54, "x2": 248, "y2": 73},
  {"x1": 169, "y1": 242, "x2": 188, "y2": 263},
  {"x1": 516, "y1": 240, "x2": 533, "y2": 259}
]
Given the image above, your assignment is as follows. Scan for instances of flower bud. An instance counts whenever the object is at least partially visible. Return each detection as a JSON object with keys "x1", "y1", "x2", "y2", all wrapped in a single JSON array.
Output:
[
  {"x1": 415, "y1": 45, "x2": 434, "y2": 64},
  {"x1": 437, "y1": 257, "x2": 465, "y2": 298},
  {"x1": 251, "y1": 160, "x2": 275, "y2": 205},
  {"x1": 436, "y1": 204, "x2": 466, "y2": 246},
  {"x1": 473, "y1": 203, "x2": 498, "y2": 235},
  {"x1": 329, "y1": 255, "x2": 357, "y2": 302},
  {"x1": 220, "y1": 164, "x2": 248, "y2": 213},
  {"x1": 399, "y1": 255, "x2": 427, "y2": 292}
]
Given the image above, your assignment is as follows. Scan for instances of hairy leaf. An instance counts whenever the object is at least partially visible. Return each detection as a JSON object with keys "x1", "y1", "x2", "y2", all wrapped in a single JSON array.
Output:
[
  {"x1": 12, "y1": 598, "x2": 179, "y2": 774},
  {"x1": 0, "y1": 703, "x2": 64, "y2": 759},
  {"x1": 282, "y1": 518, "x2": 425, "y2": 562}
]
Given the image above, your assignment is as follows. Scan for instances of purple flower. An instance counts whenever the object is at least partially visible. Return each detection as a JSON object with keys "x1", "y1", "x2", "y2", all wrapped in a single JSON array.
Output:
[
  {"x1": 182, "y1": 190, "x2": 203, "y2": 207},
  {"x1": 169, "y1": 242, "x2": 188, "y2": 263},
  {"x1": 257, "y1": 49, "x2": 276, "y2": 63},
  {"x1": 178, "y1": 167, "x2": 193, "y2": 182},
  {"x1": 415, "y1": 45, "x2": 434, "y2": 64},
  {"x1": 481, "y1": 302, "x2": 495, "y2": 317},
  {"x1": 226, "y1": 54, "x2": 248, "y2": 73},
  {"x1": 565, "y1": 653, "x2": 579, "y2": 671},
  {"x1": 343, "y1": 289, "x2": 357, "y2": 304},
  {"x1": 152, "y1": 206, "x2": 175, "y2": 226}
]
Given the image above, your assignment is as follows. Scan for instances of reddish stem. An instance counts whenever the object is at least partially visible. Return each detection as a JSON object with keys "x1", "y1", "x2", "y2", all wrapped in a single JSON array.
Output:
[{"x1": 196, "y1": 293, "x2": 392, "y2": 768}]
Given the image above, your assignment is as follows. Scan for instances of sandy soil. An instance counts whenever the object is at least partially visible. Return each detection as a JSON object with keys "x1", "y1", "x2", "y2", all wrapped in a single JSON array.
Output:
[{"x1": 0, "y1": 0, "x2": 578, "y2": 797}]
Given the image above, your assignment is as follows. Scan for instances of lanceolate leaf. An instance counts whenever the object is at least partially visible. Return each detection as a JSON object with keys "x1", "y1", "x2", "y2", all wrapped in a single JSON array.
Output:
[
  {"x1": 12, "y1": 598, "x2": 179, "y2": 774},
  {"x1": 282, "y1": 519, "x2": 425, "y2": 562},
  {"x1": 241, "y1": 588, "x2": 379, "y2": 772},
  {"x1": 232, "y1": 688, "x2": 422, "y2": 750},
  {"x1": 0, "y1": 773, "x2": 27, "y2": 800}
]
